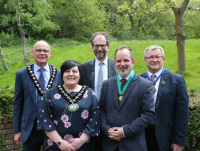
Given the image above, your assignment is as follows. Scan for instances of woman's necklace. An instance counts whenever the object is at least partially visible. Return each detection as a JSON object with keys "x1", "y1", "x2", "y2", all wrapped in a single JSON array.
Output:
[{"x1": 57, "y1": 85, "x2": 87, "y2": 112}]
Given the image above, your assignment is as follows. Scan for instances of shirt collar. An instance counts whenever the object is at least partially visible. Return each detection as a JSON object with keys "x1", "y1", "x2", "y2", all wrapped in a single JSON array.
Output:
[
  {"x1": 95, "y1": 55, "x2": 108, "y2": 66},
  {"x1": 119, "y1": 71, "x2": 133, "y2": 81},
  {"x1": 34, "y1": 63, "x2": 49, "y2": 72},
  {"x1": 147, "y1": 68, "x2": 163, "y2": 78}
]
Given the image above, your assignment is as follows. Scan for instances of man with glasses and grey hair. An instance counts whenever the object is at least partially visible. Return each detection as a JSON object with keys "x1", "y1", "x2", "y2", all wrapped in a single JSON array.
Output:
[
  {"x1": 79, "y1": 32, "x2": 117, "y2": 151},
  {"x1": 140, "y1": 45, "x2": 189, "y2": 151},
  {"x1": 13, "y1": 40, "x2": 63, "y2": 150}
]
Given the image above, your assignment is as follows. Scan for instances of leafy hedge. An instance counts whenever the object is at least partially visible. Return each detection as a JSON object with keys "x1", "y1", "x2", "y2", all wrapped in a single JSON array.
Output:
[
  {"x1": 0, "y1": 84, "x2": 14, "y2": 119},
  {"x1": 185, "y1": 91, "x2": 200, "y2": 151}
]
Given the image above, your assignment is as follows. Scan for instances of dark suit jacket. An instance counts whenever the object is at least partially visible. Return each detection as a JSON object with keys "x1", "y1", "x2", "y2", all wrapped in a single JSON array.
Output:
[
  {"x1": 79, "y1": 57, "x2": 117, "y2": 89},
  {"x1": 99, "y1": 74, "x2": 155, "y2": 151},
  {"x1": 140, "y1": 70, "x2": 189, "y2": 151},
  {"x1": 13, "y1": 64, "x2": 63, "y2": 143}
]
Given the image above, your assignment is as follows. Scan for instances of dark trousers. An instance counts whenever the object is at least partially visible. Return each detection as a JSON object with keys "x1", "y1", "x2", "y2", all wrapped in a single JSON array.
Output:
[
  {"x1": 93, "y1": 131, "x2": 103, "y2": 151},
  {"x1": 23, "y1": 119, "x2": 44, "y2": 151},
  {"x1": 145, "y1": 124, "x2": 160, "y2": 151},
  {"x1": 114, "y1": 146, "x2": 119, "y2": 151},
  {"x1": 145, "y1": 124, "x2": 172, "y2": 151}
]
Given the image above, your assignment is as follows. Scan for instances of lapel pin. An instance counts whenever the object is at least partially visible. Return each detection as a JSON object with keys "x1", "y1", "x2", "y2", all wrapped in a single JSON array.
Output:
[
  {"x1": 161, "y1": 81, "x2": 166, "y2": 84},
  {"x1": 91, "y1": 72, "x2": 94, "y2": 76}
]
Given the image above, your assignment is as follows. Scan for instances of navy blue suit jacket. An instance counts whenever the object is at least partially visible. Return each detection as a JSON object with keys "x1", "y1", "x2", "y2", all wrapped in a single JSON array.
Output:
[
  {"x1": 99, "y1": 73, "x2": 155, "y2": 151},
  {"x1": 140, "y1": 70, "x2": 189, "y2": 151},
  {"x1": 13, "y1": 64, "x2": 63, "y2": 143}
]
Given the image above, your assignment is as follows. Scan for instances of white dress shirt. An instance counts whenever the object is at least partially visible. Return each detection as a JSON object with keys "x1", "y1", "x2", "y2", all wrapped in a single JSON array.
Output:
[{"x1": 94, "y1": 56, "x2": 108, "y2": 97}]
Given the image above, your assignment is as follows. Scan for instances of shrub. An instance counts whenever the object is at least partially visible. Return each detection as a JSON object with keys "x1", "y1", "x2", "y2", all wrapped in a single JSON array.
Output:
[
  {"x1": 0, "y1": 31, "x2": 21, "y2": 47},
  {"x1": 185, "y1": 91, "x2": 200, "y2": 151},
  {"x1": 0, "y1": 84, "x2": 15, "y2": 119}
]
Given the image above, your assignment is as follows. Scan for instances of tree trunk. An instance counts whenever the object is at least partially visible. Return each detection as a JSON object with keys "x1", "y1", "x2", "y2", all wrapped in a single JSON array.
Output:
[
  {"x1": 0, "y1": 46, "x2": 8, "y2": 71},
  {"x1": 16, "y1": 4, "x2": 29, "y2": 67},
  {"x1": 128, "y1": 13, "x2": 134, "y2": 31},
  {"x1": 165, "y1": 0, "x2": 189, "y2": 73},
  {"x1": 172, "y1": 8, "x2": 186, "y2": 72}
]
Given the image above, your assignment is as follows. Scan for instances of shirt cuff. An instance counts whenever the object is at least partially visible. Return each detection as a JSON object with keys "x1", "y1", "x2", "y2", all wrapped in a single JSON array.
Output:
[{"x1": 122, "y1": 126, "x2": 125, "y2": 138}]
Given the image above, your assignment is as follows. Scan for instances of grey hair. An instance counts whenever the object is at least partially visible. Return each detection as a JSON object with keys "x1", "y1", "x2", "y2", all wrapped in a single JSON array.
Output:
[
  {"x1": 91, "y1": 32, "x2": 109, "y2": 46},
  {"x1": 115, "y1": 45, "x2": 134, "y2": 61},
  {"x1": 144, "y1": 45, "x2": 165, "y2": 57},
  {"x1": 33, "y1": 40, "x2": 51, "y2": 51}
]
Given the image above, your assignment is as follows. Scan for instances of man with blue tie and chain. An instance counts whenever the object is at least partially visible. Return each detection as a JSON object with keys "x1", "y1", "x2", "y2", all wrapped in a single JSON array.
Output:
[
  {"x1": 140, "y1": 45, "x2": 189, "y2": 151},
  {"x1": 13, "y1": 41, "x2": 63, "y2": 151}
]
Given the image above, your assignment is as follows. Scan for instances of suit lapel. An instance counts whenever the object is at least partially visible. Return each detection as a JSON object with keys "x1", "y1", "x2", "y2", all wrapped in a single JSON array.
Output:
[
  {"x1": 155, "y1": 70, "x2": 168, "y2": 110},
  {"x1": 108, "y1": 57, "x2": 113, "y2": 78},
  {"x1": 112, "y1": 76, "x2": 119, "y2": 109},
  {"x1": 90, "y1": 59, "x2": 95, "y2": 90},
  {"x1": 49, "y1": 64, "x2": 52, "y2": 76},
  {"x1": 118, "y1": 74, "x2": 137, "y2": 111},
  {"x1": 27, "y1": 65, "x2": 36, "y2": 104}
]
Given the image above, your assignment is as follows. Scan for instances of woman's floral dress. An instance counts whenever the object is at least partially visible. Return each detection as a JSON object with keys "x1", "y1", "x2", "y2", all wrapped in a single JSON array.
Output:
[{"x1": 37, "y1": 85, "x2": 100, "y2": 151}]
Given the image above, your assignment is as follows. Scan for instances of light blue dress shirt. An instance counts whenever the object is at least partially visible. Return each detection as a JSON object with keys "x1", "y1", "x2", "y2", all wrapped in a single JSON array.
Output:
[{"x1": 33, "y1": 63, "x2": 50, "y2": 102}]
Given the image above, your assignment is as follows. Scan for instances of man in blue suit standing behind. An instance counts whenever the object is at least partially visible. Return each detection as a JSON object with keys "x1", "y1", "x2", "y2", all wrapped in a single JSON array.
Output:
[
  {"x1": 100, "y1": 45, "x2": 155, "y2": 151},
  {"x1": 140, "y1": 45, "x2": 189, "y2": 151},
  {"x1": 13, "y1": 41, "x2": 63, "y2": 151}
]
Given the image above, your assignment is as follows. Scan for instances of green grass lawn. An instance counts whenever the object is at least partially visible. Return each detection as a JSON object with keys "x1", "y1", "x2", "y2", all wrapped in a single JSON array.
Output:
[{"x1": 0, "y1": 39, "x2": 199, "y2": 91}]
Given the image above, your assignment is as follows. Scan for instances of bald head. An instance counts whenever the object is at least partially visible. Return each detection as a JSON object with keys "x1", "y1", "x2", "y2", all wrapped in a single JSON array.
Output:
[{"x1": 33, "y1": 40, "x2": 50, "y2": 51}]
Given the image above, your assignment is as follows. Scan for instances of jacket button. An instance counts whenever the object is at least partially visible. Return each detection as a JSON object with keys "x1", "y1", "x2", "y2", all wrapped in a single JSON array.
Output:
[{"x1": 117, "y1": 112, "x2": 120, "y2": 115}]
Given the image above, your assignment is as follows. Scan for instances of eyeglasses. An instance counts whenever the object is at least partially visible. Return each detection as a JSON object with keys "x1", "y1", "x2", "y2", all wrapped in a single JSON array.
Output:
[
  {"x1": 34, "y1": 49, "x2": 50, "y2": 53},
  {"x1": 93, "y1": 44, "x2": 107, "y2": 50},
  {"x1": 145, "y1": 56, "x2": 163, "y2": 60}
]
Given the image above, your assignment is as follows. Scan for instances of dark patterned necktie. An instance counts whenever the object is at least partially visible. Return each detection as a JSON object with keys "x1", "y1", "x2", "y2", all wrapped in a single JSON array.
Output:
[
  {"x1": 119, "y1": 79, "x2": 127, "y2": 105},
  {"x1": 150, "y1": 74, "x2": 156, "y2": 83},
  {"x1": 36, "y1": 68, "x2": 45, "y2": 118},
  {"x1": 120, "y1": 79, "x2": 127, "y2": 90}
]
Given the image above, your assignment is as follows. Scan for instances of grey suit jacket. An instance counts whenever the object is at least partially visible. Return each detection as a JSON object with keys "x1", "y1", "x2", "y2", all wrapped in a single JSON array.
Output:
[
  {"x1": 79, "y1": 57, "x2": 117, "y2": 90},
  {"x1": 13, "y1": 64, "x2": 63, "y2": 143},
  {"x1": 99, "y1": 73, "x2": 155, "y2": 151}
]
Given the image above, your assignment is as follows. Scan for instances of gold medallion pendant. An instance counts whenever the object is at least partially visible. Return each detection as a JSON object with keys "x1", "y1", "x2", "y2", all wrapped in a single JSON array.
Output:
[
  {"x1": 68, "y1": 103, "x2": 79, "y2": 112},
  {"x1": 119, "y1": 95, "x2": 123, "y2": 101}
]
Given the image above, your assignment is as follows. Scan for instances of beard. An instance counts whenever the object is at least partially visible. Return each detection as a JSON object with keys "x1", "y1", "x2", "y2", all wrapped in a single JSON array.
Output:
[
  {"x1": 94, "y1": 50, "x2": 107, "y2": 60},
  {"x1": 116, "y1": 65, "x2": 133, "y2": 77}
]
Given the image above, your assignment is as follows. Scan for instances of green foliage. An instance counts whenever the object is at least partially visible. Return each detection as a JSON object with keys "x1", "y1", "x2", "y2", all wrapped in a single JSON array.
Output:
[
  {"x1": 0, "y1": 133, "x2": 5, "y2": 151},
  {"x1": 0, "y1": 84, "x2": 15, "y2": 119},
  {"x1": 72, "y1": 36, "x2": 89, "y2": 43},
  {"x1": 51, "y1": 0, "x2": 106, "y2": 39},
  {"x1": 185, "y1": 91, "x2": 200, "y2": 150},
  {"x1": 0, "y1": 31, "x2": 21, "y2": 47}
]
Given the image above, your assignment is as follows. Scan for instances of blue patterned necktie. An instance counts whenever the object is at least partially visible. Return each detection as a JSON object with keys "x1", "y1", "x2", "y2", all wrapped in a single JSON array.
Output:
[{"x1": 36, "y1": 68, "x2": 46, "y2": 118}]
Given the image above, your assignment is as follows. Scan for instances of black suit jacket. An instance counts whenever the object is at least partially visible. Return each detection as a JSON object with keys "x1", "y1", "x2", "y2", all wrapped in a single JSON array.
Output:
[
  {"x1": 79, "y1": 57, "x2": 117, "y2": 90},
  {"x1": 140, "y1": 70, "x2": 189, "y2": 151}
]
